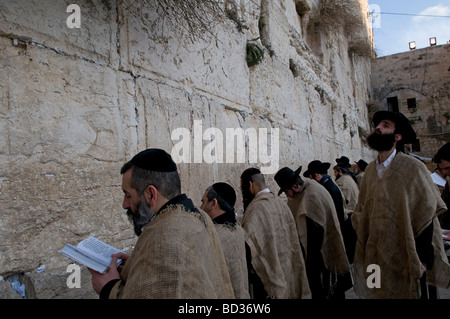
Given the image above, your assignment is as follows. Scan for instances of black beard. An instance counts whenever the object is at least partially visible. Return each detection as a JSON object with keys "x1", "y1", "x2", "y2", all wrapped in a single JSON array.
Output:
[
  {"x1": 241, "y1": 187, "x2": 255, "y2": 212},
  {"x1": 126, "y1": 197, "x2": 156, "y2": 236},
  {"x1": 367, "y1": 132, "x2": 396, "y2": 151}
]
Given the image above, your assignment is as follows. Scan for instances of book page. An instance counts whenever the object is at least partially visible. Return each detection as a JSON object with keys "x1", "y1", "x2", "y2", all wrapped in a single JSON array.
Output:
[
  {"x1": 77, "y1": 236, "x2": 123, "y2": 267},
  {"x1": 431, "y1": 172, "x2": 446, "y2": 187},
  {"x1": 59, "y1": 244, "x2": 109, "y2": 274}
]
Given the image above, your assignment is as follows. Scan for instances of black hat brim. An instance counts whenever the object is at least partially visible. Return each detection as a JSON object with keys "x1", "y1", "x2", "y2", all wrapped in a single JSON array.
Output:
[
  {"x1": 277, "y1": 165, "x2": 302, "y2": 196},
  {"x1": 303, "y1": 162, "x2": 330, "y2": 178}
]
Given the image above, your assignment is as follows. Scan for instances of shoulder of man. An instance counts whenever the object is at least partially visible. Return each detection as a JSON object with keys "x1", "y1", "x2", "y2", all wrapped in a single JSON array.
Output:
[{"x1": 394, "y1": 152, "x2": 429, "y2": 173}]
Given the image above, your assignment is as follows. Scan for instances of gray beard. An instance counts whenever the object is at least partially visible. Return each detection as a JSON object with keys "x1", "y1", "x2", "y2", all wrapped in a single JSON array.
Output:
[{"x1": 126, "y1": 196, "x2": 156, "y2": 236}]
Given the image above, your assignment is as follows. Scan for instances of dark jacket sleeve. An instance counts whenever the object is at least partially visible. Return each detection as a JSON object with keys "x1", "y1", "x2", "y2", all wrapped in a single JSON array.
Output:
[
  {"x1": 415, "y1": 222, "x2": 434, "y2": 271},
  {"x1": 99, "y1": 279, "x2": 120, "y2": 299}
]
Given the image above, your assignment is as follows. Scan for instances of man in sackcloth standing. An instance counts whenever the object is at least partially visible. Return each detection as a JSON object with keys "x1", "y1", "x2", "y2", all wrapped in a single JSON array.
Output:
[
  {"x1": 89, "y1": 148, "x2": 235, "y2": 299},
  {"x1": 433, "y1": 142, "x2": 450, "y2": 230},
  {"x1": 275, "y1": 166, "x2": 351, "y2": 299},
  {"x1": 200, "y1": 182, "x2": 250, "y2": 298},
  {"x1": 352, "y1": 111, "x2": 450, "y2": 299},
  {"x1": 240, "y1": 168, "x2": 311, "y2": 299},
  {"x1": 333, "y1": 165, "x2": 360, "y2": 213},
  {"x1": 303, "y1": 160, "x2": 357, "y2": 264}
]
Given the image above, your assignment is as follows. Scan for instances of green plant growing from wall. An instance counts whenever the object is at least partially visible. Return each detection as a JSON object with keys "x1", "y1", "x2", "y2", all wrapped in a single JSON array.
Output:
[{"x1": 246, "y1": 42, "x2": 264, "y2": 67}]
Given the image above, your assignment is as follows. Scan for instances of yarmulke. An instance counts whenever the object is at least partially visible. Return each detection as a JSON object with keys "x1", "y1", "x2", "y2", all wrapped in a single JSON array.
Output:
[
  {"x1": 212, "y1": 182, "x2": 237, "y2": 207},
  {"x1": 130, "y1": 148, "x2": 177, "y2": 172}
]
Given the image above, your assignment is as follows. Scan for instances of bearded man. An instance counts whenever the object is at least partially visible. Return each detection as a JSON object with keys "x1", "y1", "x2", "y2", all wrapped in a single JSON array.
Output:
[
  {"x1": 433, "y1": 143, "x2": 450, "y2": 230},
  {"x1": 89, "y1": 148, "x2": 234, "y2": 299},
  {"x1": 352, "y1": 111, "x2": 449, "y2": 299}
]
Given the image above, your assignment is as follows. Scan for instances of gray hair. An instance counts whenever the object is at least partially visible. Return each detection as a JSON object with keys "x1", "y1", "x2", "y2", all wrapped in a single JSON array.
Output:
[{"x1": 121, "y1": 161, "x2": 181, "y2": 199}]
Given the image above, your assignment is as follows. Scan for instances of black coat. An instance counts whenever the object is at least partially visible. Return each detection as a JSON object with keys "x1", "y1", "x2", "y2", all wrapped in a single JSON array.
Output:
[{"x1": 320, "y1": 177, "x2": 356, "y2": 264}]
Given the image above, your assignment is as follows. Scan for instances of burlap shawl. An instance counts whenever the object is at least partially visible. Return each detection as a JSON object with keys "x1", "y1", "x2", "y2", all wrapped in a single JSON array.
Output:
[
  {"x1": 214, "y1": 223, "x2": 250, "y2": 298},
  {"x1": 335, "y1": 174, "x2": 360, "y2": 213},
  {"x1": 241, "y1": 191, "x2": 311, "y2": 299},
  {"x1": 108, "y1": 204, "x2": 235, "y2": 298},
  {"x1": 356, "y1": 171, "x2": 365, "y2": 188},
  {"x1": 287, "y1": 180, "x2": 350, "y2": 274},
  {"x1": 352, "y1": 152, "x2": 449, "y2": 298}
]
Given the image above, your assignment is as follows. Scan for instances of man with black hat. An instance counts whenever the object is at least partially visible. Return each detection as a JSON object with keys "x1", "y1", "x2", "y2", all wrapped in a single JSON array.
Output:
[
  {"x1": 352, "y1": 111, "x2": 449, "y2": 299},
  {"x1": 240, "y1": 168, "x2": 311, "y2": 299},
  {"x1": 353, "y1": 159, "x2": 368, "y2": 188},
  {"x1": 275, "y1": 166, "x2": 351, "y2": 299},
  {"x1": 200, "y1": 182, "x2": 250, "y2": 298},
  {"x1": 89, "y1": 148, "x2": 234, "y2": 298},
  {"x1": 336, "y1": 156, "x2": 351, "y2": 169},
  {"x1": 303, "y1": 160, "x2": 356, "y2": 264},
  {"x1": 433, "y1": 142, "x2": 450, "y2": 230}
]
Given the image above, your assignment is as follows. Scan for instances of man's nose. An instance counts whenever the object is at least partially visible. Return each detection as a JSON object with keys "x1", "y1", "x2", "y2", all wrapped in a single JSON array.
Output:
[{"x1": 122, "y1": 196, "x2": 130, "y2": 210}]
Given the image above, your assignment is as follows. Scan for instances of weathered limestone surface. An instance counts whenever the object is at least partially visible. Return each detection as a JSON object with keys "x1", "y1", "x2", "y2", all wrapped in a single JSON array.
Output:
[{"x1": 0, "y1": 0, "x2": 374, "y2": 297}]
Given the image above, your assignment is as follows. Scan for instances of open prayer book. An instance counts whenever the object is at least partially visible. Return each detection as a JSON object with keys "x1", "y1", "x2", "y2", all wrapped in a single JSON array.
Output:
[{"x1": 59, "y1": 236, "x2": 123, "y2": 274}]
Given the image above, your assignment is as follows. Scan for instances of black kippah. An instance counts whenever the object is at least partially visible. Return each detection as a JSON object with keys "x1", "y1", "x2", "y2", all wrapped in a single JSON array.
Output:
[
  {"x1": 129, "y1": 148, "x2": 177, "y2": 172},
  {"x1": 212, "y1": 182, "x2": 237, "y2": 207}
]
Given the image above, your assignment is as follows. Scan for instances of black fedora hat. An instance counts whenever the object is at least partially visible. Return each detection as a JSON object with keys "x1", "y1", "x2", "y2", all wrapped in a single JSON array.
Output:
[
  {"x1": 355, "y1": 159, "x2": 368, "y2": 171},
  {"x1": 372, "y1": 111, "x2": 416, "y2": 144},
  {"x1": 274, "y1": 166, "x2": 302, "y2": 196},
  {"x1": 303, "y1": 160, "x2": 331, "y2": 177},
  {"x1": 336, "y1": 156, "x2": 351, "y2": 168},
  {"x1": 433, "y1": 142, "x2": 450, "y2": 163}
]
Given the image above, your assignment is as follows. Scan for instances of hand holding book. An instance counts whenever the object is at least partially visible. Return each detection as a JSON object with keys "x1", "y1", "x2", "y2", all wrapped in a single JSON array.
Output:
[
  {"x1": 59, "y1": 236, "x2": 124, "y2": 274},
  {"x1": 88, "y1": 254, "x2": 121, "y2": 294}
]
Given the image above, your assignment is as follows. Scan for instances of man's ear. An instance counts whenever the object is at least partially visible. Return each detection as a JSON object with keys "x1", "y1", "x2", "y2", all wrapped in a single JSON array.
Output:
[
  {"x1": 211, "y1": 198, "x2": 219, "y2": 209},
  {"x1": 144, "y1": 185, "x2": 158, "y2": 207},
  {"x1": 249, "y1": 181, "x2": 254, "y2": 194},
  {"x1": 395, "y1": 133, "x2": 402, "y2": 142}
]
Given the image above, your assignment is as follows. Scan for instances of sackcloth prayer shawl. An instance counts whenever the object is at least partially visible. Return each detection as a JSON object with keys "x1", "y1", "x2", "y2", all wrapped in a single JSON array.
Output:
[
  {"x1": 352, "y1": 152, "x2": 449, "y2": 298},
  {"x1": 109, "y1": 204, "x2": 235, "y2": 298},
  {"x1": 242, "y1": 192, "x2": 311, "y2": 299},
  {"x1": 215, "y1": 223, "x2": 250, "y2": 298},
  {"x1": 287, "y1": 180, "x2": 350, "y2": 275},
  {"x1": 335, "y1": 174, "x2": 360, "y2": 213}
]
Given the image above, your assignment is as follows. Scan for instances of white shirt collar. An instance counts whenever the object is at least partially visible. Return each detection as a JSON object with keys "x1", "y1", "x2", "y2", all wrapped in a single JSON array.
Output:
[
  {"x1": 376, "y1": 149, "x2": 397, "y2": 178},
  {"x1": 257, "y1": 188, "x2": 271, "y2": 195},
  {"x1": 377, "y1": 149, "x2": 397, "y2": 167}
]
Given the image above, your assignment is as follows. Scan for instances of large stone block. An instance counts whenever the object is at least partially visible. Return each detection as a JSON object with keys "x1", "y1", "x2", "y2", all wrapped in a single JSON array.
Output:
[{"x1": 0, "y1": 0, "x2": 118, "y2": 67}]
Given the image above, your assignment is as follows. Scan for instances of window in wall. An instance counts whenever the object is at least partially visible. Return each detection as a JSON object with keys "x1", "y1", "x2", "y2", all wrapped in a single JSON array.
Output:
[
  {"x1": 387, "y1": 96, "x2": 399, "y2": 113},
  {"x1": 412, "y1": 138, "x2": 421, "y2": 152},
  {"x1": 407, "y1": 98, "x2": 417, "y2": 109}
]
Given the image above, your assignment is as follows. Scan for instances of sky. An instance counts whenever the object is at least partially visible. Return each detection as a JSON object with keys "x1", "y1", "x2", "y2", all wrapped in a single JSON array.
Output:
[{"x1": 368, "y1": 0, "x2": 450, "y2": 56}]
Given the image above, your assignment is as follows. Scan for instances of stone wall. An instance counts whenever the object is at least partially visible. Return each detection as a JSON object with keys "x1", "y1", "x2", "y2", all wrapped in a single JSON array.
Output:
[
  {"x1": 0, "y1": 0, "x2": 373, "y2": 297},
  {"x1": 371, "y1": 43, "x2": 450, "y2": 157}
]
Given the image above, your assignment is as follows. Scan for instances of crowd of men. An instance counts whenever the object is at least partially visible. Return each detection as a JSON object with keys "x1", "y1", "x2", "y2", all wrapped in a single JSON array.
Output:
[{"x1": 88, "y1": 110, "x2": 450, "y2": 299}]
